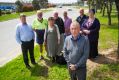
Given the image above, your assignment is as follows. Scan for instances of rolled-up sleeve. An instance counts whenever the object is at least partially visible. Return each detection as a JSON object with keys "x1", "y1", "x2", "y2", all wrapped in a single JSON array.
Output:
[
  {"x1": 15, "y1": 26, "x2": 22, "y2": 44},
  {"x1": 75, "y1": 36, "x2": 89, "y2": 69}
]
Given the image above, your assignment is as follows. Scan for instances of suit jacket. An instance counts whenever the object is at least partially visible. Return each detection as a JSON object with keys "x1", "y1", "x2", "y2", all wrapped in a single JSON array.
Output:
[
  {"x1": 76, "y1": 15, "x2": 87, "y2": 27},
  {"x1": 54, "y1": 17, "x2": 65, "y2": 34}
]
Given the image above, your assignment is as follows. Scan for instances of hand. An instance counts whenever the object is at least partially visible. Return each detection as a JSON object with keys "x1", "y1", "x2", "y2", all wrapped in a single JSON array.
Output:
[
  {"x1": 80, "y1": 31, "x2": 83, "y2": 34},
  {"x1": 83, "y1": 30, "x2": 90, "y2": 34},
  {"x1": 69, "y1": 64, "x2": 76, "y2": 71}
]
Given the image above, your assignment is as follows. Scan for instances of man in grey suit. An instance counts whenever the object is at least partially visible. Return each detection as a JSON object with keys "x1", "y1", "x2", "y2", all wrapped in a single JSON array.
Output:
[{"x1": 63, "y1": 21, "x2": 89, "y2": 80}]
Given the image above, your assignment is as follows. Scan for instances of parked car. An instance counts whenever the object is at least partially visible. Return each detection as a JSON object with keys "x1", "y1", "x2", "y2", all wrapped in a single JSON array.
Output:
[{"x1": 67, "y1": 8, "x2": 72, "y2": 11}]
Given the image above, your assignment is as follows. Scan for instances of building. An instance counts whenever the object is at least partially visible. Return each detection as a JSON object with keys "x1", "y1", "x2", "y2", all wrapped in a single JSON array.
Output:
[
  {"x1": 77, "y1": 0, "x2": 88, "y2": 6},
  {"x1": 0, "y1": 0, "x2": 16, "y2": 10}
]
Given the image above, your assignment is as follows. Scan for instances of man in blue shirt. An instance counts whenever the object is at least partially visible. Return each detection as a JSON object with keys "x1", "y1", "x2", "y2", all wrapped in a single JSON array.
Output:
[
  {"x1": 63, "y1": 21, "x2": 89, "y2": 80},
  {"x1": 16, "y1": 14, "x2": 36, "y2": 69}
]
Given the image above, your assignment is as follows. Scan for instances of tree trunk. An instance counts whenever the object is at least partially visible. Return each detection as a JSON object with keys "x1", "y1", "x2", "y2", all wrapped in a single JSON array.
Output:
[
  {"x1": 106, "y1": 0, "x2": 112, "y2": 25},
  {"x1": 100, "y1": 3, "x2": 103, "y2": 13},
  {"x1": 0, "y1": 9, "x2": 1, "y2": 16},
  {"x1": 107, "y1": 11, "x2": 111, "y2": 25},
  {"x1": 115, "y1": 0, "x2": 119, "y2": 58},
  {"x1": 102, "y1": 3, "x2": 106, "y2": 16}
]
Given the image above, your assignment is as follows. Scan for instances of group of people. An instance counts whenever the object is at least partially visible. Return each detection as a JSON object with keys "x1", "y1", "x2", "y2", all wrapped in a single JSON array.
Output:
[{"x1": 15, "y1": 8, "x2": 100, "y2": 80}]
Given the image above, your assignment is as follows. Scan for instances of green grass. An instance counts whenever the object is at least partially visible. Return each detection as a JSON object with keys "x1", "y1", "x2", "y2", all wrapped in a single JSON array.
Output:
[
  {"x1": 88, "y1": 63, "x2": 119, "y2": 80},
  {"x1": 0, "y1": 9, "x2": 51, "y2": 22},
  {"x1": 0, "y1": 45, "x2": 69, "y2": 80},
  {"x1": 96, "y1": 11, "x2": 118, "y2": 50},
  {"x1": 0, "y1": 8, "x2": 118, "y2": 80}
]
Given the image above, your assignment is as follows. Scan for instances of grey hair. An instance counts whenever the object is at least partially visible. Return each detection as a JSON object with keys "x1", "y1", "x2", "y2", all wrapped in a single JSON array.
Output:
[{"x1": 70, "y1": 21, "x2": 80, "y2": 28}]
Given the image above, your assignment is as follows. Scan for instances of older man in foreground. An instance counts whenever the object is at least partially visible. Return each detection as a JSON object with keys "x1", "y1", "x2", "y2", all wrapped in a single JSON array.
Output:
[{"x1": 63, "y1": 21, "x2": 89, "y2": 80}]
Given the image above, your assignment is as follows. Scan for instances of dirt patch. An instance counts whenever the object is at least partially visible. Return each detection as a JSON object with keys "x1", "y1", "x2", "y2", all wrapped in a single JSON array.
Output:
[{"x1": 87, "y1": 48, "x2": 119, "y2": 74}]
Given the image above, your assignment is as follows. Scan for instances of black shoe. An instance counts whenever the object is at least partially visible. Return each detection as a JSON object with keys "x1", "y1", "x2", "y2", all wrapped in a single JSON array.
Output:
[
  {"x1": 52, "y1": 57, "x2": 55, "y2": 63},
  {"x1": 26, "y1": 64, "x2": 31, "y2": 69}
]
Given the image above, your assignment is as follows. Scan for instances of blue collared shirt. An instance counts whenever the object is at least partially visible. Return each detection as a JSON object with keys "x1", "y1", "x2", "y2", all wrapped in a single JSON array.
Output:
[
  {"x1": 63, "y1": 34, "x2": 89, "y2": 69},
  {"x1": 15, "y1": 23, "x2": 35, "y2": 44},
  {"x1": 71, "y1": 34, "x2": 81, "y2": 41}
]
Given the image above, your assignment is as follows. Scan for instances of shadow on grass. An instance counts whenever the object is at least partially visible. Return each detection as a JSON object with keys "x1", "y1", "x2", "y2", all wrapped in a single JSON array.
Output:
[
  {"x1": 43, "y1": 58, "x2": 67, "y2": 68},
  {"x1": 90, "y1": 50, "x2": 119, "y2": 64},
  {"x1": 102, "y1": 14, "x2": 117, "y2": 18},
  {"x1": 88, "y1": 51, "x2": 119, "y2": 80},
  {"x1": 88, "y1": 63, "x2": 119, "y2": 80},
  {"x1": 30, "y1": 64, "x2": 48, "y2": 77},
  {"x1": 43, "y1": 59, "x2": 54, "y2": 67}
]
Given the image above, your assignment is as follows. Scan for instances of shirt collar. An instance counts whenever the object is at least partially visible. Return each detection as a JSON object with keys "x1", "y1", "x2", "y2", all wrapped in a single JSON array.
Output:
[
  {"x1": 71, "y1": 34, "x2": 81, "y2": 41},
  {"x1": 64, "y1": 16, "x2": 69, "y2": 20},
  {"x1": 21, "y1": 23, "x2": 27, "y2": 26}
]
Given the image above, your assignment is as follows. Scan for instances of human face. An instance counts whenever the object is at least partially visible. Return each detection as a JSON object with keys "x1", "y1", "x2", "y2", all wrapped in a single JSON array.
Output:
[
  {"x1": 88, "y1": 10, "x2": 94, "y2": 18},
  {"x1": 37, "y1": 12, "x2": 43, "y2": 20},
  {"x1": 63, "y1": 11, "x2": 67, "y2": 18},
  {"x1": 70, "y1": 23, "x2": 80, "y2": 38},
  {"x1": 48, "y1": 20, "x2": 54, "y2": 27},
  {"x1": 53, "y1": 12, "x2": 58, "y2": 20},
  {"x1": 79, "y1": 9, "x2": 84, "y2": 16},
  {"x1": 20, "y1": 16, "x2": 26, "y2": 24}
]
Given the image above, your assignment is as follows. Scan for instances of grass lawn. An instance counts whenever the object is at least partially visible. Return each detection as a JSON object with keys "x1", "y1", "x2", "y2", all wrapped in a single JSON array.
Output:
[
  {"x1": 0, "y1": 45, "x2": 69, "y2": 80},
  {"x1": 96, "y1": 10, "x2": 118, "y2": 50},
  {"x1": 88, "y1": 63, "x2": 119, "y2": 80},
  {"x1": 0, "y1": 8, "x2": 118, "y2": 80},
  {"x1": 0, "y1": 9, "x2": 51, "y2": 22}
]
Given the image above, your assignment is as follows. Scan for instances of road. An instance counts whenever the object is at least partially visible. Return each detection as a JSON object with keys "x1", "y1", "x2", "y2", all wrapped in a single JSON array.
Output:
[{"x1": 0, "y1": 6, "x2": 88, "y2": 67}]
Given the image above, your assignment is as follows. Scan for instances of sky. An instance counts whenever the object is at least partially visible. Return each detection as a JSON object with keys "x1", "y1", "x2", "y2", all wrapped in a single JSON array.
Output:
[
  {"x1": 48, "y1": 0, "x2": 77, "y2": 4},
  {"x1": 0, "y1": 0, "x2": 78, "y2": 4}
]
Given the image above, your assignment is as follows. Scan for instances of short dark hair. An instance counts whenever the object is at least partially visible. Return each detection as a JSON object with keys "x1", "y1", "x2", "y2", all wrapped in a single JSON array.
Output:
[
  {"x1": 89, "y1": 9, "x2": 95, "y2": 14},
  {"x1": 48, "y1": 17, "x2": 54, "y2": 21}
]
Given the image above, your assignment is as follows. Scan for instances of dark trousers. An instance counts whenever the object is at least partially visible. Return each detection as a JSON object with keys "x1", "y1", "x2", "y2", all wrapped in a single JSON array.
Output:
[
  {"x1": 89, "y1": 41, "x2": 98, "y2": 58},
  {"x1": 69, "y1": 67, "x2": 86, "y2": 80},
  {"x1": 21, "y1": 39, "x2": 35, "y2": 66}
]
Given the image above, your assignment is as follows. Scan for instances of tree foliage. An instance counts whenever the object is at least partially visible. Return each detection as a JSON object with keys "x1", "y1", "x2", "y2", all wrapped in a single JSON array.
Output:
[
  {"x1": 32, "y1": 0, "x2": 40, "y2": 10},
  {"x1": 15, "y1": 0, "x2": 23, "y2": 12}
]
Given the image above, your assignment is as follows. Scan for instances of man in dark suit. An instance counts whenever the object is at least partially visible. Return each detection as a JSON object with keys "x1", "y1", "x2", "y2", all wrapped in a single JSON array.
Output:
[{"x1": 76, "y1": 8, "x2": 87, "y2": 27}]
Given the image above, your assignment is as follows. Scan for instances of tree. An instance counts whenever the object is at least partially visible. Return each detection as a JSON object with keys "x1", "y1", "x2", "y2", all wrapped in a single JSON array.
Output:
[
  {"x1": 115, "y1": 0, "x2": 119, "y2": 58},
  {"x1": 106, "y1": 0, "x2": 113, "y2": 25},
  {"x1": 15, "y1": 0, "x2": 23, "y2": 12},
  {"x1": 0, "y1": 9, "x2": 1, "y2": 16},
  {"x1": 32, "y1": 0, "x2": 40, "y2": 10},
  {"x1": 39, "y1": 0, "x2": 48, "y2": 8},
  {"x1": 102, "y1": 0, "x2": 106, "y2": 16}
]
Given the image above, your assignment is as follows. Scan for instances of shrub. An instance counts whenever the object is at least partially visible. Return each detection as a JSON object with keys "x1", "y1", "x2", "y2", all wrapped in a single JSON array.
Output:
[{"x1": 22, "y1": 5, "x2": 34, "y2": 12}]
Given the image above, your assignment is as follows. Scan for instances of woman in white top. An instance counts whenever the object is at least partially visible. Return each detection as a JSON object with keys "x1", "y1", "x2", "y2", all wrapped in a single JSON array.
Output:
[{"x1": 44, "y1": 17, "x2": 60, "y2": 62}]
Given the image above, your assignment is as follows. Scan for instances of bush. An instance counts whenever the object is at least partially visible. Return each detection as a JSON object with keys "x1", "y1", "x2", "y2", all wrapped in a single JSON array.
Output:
[
  {"x1": 1, "y1": 11, "x2": 6, "y2": 15},
  {"x1": 22, "y1": 5, "x2": 34, "y2": 12},
  {"x1": 6, "y1": 11, "x2": 11, "y2": 14}
]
